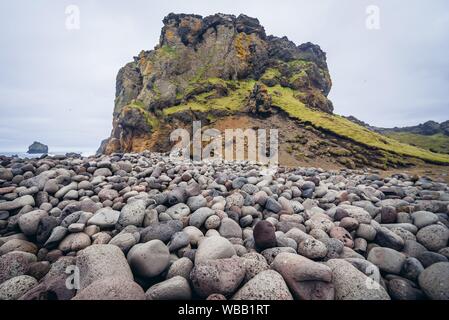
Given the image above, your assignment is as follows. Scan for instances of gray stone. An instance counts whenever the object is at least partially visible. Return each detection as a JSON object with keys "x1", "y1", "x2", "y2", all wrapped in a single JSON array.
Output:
[
  {"x1": 146, "y1": 276, "x2": 191, "y2": 300},
  {"x1": 76, "y1": 244, "x2": 134, "y2": 290},
  {"x1": 165, "y1": 203, "x2": 190, "y2": 220},
  {"x1": 325, "y1": 259, "x2": 390, "y2": 300},
  {"x1": 418, "y1": 262, "x2": 449, "y2": 300},
  {"x1": 0, "y1": 275, "x2": 38, "y2": 300},
  {"x1": 18, "y1": 210, "x2": 48, "y2": 237},
  {"x1": 218, "y1": 218, "x2": 242, "y2": 238},
  {"x1": 195, "y1": 236, "x2": 236, "y2": 264},
  {"x1": 190, "y1": 207, "x2": 215, "y2": 228},
  {"x1": 272, "y1": 252, "x2": 334, "y2": 300},
  {"x1": 186, "y1": 195, "x2": 207, "y2": 212},
  {"x1": 127, "y1": 240, "x2": 170, "y2": 278},
  {"x1": 118, "y1": 200, "x2": 146, "y2": 227},
  {"x1": 416, "y1": 225, "x2": 449, "y2": 251},
  {"x1": 232, "y1": 270, "x2": 293, "y2": 300},
  {"x1": 88, "y1": 208, "x2": 120, "y2": 228},
  {"x1": 73, "y1": 277, "x2": 145, "y2": 300},
  {"x1": 367, "y1": 247, "x2": 406, "y2": 274},
  {"x1": 191, "y1": 257, "x2": 245, "y2": 298},
  {"x1": 412, "y1": 211, "x2": 439, "y2": 228}
]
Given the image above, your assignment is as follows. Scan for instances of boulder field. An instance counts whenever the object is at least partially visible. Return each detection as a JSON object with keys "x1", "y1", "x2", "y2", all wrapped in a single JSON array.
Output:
[{"x1": 0, "y1": 152, "x2": 449, "y2": 300}]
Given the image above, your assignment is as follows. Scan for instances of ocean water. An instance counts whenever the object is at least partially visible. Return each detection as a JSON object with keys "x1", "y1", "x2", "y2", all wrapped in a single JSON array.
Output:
[{"x1": 0, "y1": 151, "x2": 96, "y2": 159}]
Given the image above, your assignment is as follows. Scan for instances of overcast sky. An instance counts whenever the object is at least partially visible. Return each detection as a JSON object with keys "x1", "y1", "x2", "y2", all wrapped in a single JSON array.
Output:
[{"x1": 1, "y1": 0, "x2": 448, "y2": 152}]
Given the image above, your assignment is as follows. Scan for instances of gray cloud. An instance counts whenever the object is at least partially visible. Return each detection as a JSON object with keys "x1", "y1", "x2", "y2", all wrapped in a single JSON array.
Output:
[{"x1": 0, "y1": 0, "x2": 448, "y2": 151}]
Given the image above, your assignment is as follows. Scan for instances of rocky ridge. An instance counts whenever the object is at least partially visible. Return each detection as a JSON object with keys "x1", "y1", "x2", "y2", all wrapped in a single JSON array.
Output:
[
  {"x1": 100, "y1": 13, "x2": 333, "y2": 154},
  {"x1": 0, "y1": 152, "x2": 449, "y2": 300}
]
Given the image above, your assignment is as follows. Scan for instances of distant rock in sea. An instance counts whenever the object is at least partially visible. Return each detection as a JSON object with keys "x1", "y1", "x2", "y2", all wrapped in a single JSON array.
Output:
[{"x1": 27, "y1": 141, "x2": 48, "y2": 154}]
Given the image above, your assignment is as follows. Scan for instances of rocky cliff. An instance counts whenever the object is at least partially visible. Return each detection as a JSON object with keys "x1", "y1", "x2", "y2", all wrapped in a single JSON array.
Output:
[
  {"x1": 100, "y1": 13, "x2": 333, "y2": 155},
  {"x1": 99, "y1": 13, "x2": 449, "y2": 168}
]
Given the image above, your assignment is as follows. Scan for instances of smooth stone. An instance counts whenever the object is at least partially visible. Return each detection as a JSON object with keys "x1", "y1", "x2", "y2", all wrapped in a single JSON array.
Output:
[
  {"x1": 18, "y1": 210, "x2": 48, "y2": 237},
  {"x1": 401, "y1": 257, "x2": 424, "y2": 281},
  {"x1": 58, "y1": 233, "x2": 91, "y2": 253},
  {"x1": 417, "y1": 251, "x2": 448, "y2": 268},
  {"x1": 418, "y1": 262, "x2": 449, "y2": 300},
  {"x1": 186, "y1": 195, "x2": 207, "y2": 212},
  {"x1": 73, "y1": 277, "x2": 145, "y2": 300},
  {"x1": 0, "y1": 195, "x2": 35, "y2": 211},
  {"x1": 191, "y1": 257, "x2": 245, "y2": 298},
  {"x1": 44, "y1": 226, "x2": 68, "y2": 248},
  {"x1": 272, "y1": 252, "x2": 334, "y2": 300},
  {"x1": 0, "y1": 251, "x2": 36, "y2": 284},
  {"x1": 253, "y1": 220, "x2": 277, "y2": 250},
  {"x1": 189, "y1": 208, "x2": 215, "y2": 228},
  {"x1": 367, "y1": 247, "x2": 406, "y2": 274},
  {"x1": 0, "y1": 275, "x2": 38, "y2": 300},
  {"x1": 76, "y1": 244, "x2": 134, "y2": 290},
  {"x1": 218, "y1": 218, "x2": 242, "y2": 239},
  {"x1": 402, "y1": 240, "x2": 428, "y2": 258},
  {"x1": 325, "y1": 259, "x2": 390, "y2": 300},
  {"x1": 127, "y1": 240, "x2": 170, "y2": 278},
  {"x1": 88, "y1": 208, "x2": 120, "y2": 228},
  {"x1": 416, "y1": 225, "x2": 449, "y2": 251},
  {"x1": 356, "y1": 224, "x2": 377, "y2": 241},
  {"x1": 195, "y1": 236, "x2": 236, "y2": 264},
  {"x1": 0, "y1": 239, "x2": 38, "y2": 255},
  {"x1": 168, "y1": 232, "x2": 190, "y2": 252},
  {"x1": 146, "y1": 276, "x2": 192, "y2": 300},
  {"x1": 118, "y1": 200, "x2": 146, "y2": 227},
  {"x1": 165, "y1": 203, "x2": 190, "y2": 220},
  {"x1": 411, "y1": 211, "x2": 439, "y2": 229},
  {"x1": 232, "y1": 270, "x2": 293, "y2": 300},
  {"x1": 109, "y1": 233, "x2": 137, "y2": 253},
  {"x1": 375, "y1": 227, "x2": 404, "y2": 251},
  {"x1": 387, "y1": 278, "x2": 426, "y2": 300},
  {"x1": 167, "y1": 257, "x2": 194, "y2": 280},
  {"x1": 140, "y1": 220, "x2": 183, "y2": 243},
  {"x1": 261, "y1": 247, "x2": 296, "y2": 265},
  {"x1": 298, "y1": 239, "x2": 328, "y2": 260}
]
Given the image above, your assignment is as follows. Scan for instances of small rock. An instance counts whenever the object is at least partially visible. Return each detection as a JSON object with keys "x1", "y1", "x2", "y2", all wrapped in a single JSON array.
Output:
[
  {"x1": 146, "y1": 276, "x2": 191, "y2": 300},
  {"x1": 127, "y1": 240, "x2": 170, "y2": 278}
]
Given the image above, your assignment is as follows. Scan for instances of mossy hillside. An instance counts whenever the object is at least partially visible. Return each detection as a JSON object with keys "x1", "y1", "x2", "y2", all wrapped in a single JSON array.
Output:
[
  {"x1": 123, "y1": 101, "x2": 159, "y2": 130},
  {"x1": 266, "y1": 85, "x2": 449, "y2": 164},
  {"x1": 385, "y1": 132, "x2": 449, "y2": 155},
  {"x1": 163, "y1": 79, "x2": 256, "y2": 116}
]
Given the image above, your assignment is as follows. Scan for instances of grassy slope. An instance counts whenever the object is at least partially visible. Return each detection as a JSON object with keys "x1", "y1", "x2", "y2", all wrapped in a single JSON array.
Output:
[
  {"x1": 385, "y1": 132, "x2": 449, "y2": 155},
  {"x1": 266, "y1": 85, "x2": 449, "y2": 164},
  {"x1": 159, "y1": 79, "x2": 449, "y2": 165},
  {"x1": 163, "y1": 80, "x2": 256, "y2": 116}
]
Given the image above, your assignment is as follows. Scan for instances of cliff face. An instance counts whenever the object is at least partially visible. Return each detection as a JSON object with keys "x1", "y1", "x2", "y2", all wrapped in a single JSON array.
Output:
[{"x1": 100, "y1": 13, "x2": 333, "y2": 154}]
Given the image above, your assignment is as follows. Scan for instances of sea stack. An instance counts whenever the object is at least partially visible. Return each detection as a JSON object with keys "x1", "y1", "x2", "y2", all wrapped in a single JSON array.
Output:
[{"x1": 27, "y1": 141, "x2": 48, "y2": 154}]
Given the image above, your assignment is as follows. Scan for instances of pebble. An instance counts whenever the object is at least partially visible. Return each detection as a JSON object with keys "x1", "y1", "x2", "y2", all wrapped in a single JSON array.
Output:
[
  {"x1": 418, "y1": 262, "x2": 449, "y2": 300},
  {"x1": 190, "y1": 257, "x2": 245, "y2": 298},
  {"x1": 127, "y1": 240, "x2": 170, "y2": 278},
  {"x1": 232, "y1": 270, "x2": 293, "y2": 300},
  {"x1": 272, "y1": 252, "x2": 334, "y2": 300},
  {"x1": 195, "y1": 236, "x2": 236, "y2": 264},
  {"x1": 1, "y1": 152, "x2": 449, "y2": 300},
  {"x1": 367, "y1": 247, "x2": 406, "y2": 274},
  {"x1": 0, "y1": 275, "x2": 38, "y2": 300},
  {"x1": 416, "y1": 224, "x2": 449, "y2": 251},
  {"x1": 326, "y1": 259, "x2": 390, "y2": 300},
  {"x1": 87, "y1": 208, "x2": 120, "y2": 228},
  {"x1": 146, "y1": 276, "x2": 191, "y2": 300}
]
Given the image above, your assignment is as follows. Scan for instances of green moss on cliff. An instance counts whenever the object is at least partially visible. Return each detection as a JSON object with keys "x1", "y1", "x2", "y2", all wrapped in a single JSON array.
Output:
[
  {"x1": 267, "y1": 85, "x2": 449, "y2": 164},
  {"x1": 163, "y1": 79, "x2": 255, "y2": 116},
  {"x1": 126, "y1": 101, "x2": 159, "y2": 130}
]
